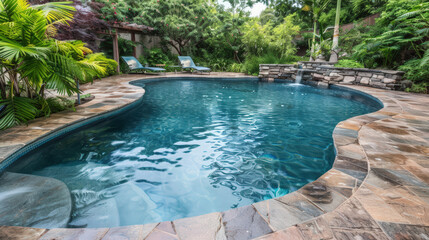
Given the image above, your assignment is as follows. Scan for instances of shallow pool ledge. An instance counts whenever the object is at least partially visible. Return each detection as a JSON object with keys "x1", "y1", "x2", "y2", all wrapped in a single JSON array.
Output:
[{"x1": 0, "y1": 73, "x2": 429, "y2": 239}]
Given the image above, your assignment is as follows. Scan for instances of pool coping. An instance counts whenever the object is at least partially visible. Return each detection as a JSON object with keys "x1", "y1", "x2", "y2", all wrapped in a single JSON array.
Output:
[{"x1": 0, "y1": 73, "x2": 428, "y2": 239}]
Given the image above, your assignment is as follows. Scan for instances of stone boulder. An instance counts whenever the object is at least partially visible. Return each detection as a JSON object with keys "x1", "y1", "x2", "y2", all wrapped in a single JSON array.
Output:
[{"x1": 0, "y1": 172, "x2": 72, "y2": 228}]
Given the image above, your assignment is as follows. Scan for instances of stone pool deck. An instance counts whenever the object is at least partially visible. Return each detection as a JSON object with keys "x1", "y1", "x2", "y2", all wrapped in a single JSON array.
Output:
[{"x1": 0, "y1": 73, "x2": 428, "y2": 239}]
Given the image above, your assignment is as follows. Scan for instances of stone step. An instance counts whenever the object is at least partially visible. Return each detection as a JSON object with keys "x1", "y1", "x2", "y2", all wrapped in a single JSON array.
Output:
[{"x1": 0, "y1": 172, "x2": 71, "y2": 228}]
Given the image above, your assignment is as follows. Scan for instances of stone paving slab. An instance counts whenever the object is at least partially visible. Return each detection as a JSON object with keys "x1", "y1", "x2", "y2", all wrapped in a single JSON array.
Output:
[{"x1": 0, "y1": 74, "x2": 428, "y2": 239}]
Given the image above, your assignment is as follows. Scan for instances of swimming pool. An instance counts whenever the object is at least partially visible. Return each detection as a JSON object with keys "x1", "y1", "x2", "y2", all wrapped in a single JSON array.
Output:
[{"x1": 9, "y1": 78, "x2": 382, "y2": 228}]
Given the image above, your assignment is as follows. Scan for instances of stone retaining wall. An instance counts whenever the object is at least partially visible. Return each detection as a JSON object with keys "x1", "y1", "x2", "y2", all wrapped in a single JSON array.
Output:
[{"x1": 259, "y1": 62, "x2": 406, "y2": 90}]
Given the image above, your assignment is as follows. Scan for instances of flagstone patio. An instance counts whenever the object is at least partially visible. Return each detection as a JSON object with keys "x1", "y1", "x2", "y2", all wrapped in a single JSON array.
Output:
[{"x1": 0, "y1": 73, "x2": 428, "y2": 240}]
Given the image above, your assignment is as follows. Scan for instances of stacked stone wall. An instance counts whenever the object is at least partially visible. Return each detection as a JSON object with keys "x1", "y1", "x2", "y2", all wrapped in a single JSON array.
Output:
[{"x1": 259, "y1": 62, "x2": 405, "y2": 90}]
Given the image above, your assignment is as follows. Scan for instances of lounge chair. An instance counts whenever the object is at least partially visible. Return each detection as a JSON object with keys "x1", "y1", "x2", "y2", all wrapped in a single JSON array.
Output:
[
  {"x1": 121, "y1": 56, "x2": 165, "y2": 74},
  {"x1": 178, "y1": 56, "x2": 210, "y2": 74}
]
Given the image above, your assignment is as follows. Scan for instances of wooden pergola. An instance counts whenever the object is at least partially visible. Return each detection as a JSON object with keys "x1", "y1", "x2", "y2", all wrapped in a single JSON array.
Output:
[{"x1": 102, "y1": 23, "x2": 154, "y2": 72}]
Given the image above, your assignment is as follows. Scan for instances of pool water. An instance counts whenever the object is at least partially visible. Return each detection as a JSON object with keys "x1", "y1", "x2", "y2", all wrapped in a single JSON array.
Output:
[{"x1": 10, "y1": 79, "x2": 381, "y2": 227}]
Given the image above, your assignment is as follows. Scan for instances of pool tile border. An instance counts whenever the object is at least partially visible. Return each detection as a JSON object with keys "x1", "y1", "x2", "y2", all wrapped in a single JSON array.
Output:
[{"x1": 0, "y1": 73, "x2": 428, "y2": 240}]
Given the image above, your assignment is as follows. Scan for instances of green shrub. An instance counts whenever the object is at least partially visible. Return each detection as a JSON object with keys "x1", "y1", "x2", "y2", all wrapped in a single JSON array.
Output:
[
  {"x1": 243, "y1": 56, "x2": 263, "y2": 76},
  {"x1": 146, "y1": 48, "x2": 169, "y2": 66},
  {"x1": 80, "y1": 94, "x2": 92, "y2": 99},
  {"x1": 405, "y1": 83, "x2": 428, "y2": 94},
  {"x1": 335, "y1": 59, "x2": 365, "y2": 68},
  {"x1": 101, "y1": 57, "x2": 119, "y2": 77},
  {"x1": 399, "y1": 59, "x2": 429, "y2": 82},
  {"x1": 80, "y1": 53, "x2": 118, "y2": 83},
  {"x1": 228, "y1": 63, "x2": 244, "y2": 73},
  {"x1": 46, "y1": 97, "x2": 75, "y2": 113}
]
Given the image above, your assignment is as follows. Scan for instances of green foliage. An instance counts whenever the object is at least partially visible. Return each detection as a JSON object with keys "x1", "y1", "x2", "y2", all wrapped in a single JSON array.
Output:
[
  {"x1": 46, "y1": 96, "x2": 75, "y2": 113},
  {"x1": 405, "y1": 82, "x2": 428, "y2": 94},
  {"x1": 335, "y1": 59, "x2": 364, "y2": 68},
  {"x1": 101, "y1": 0, "x2": 218, "y2": 55},
  {"x1": 0, "y1": 97, "x2": 37, "y2": 129},
  {"x1": 348, "y1": 0, "x2": 428, "y2": 87},
  {"x1": 80, "y1": 93, "x2": 92, "y2": 98},
  {"x1": 242, "y1": 19, "x2": 272, "y2": 56},
  {"x1": 100, "y1": 37, "x2": 136, "y2": 59},
  {"x1": 242, "y1": 14, "x2": 300, "y2": 58},
  {"x1": 82, "y1": 53, "x2": 118, "y2": 82},
  {"x1": 260, "y1": 8, "x2": 277, "y2": 25},
  {"x1": 0, "y1": 0, "x2": 112, "y2": 130},
  {"x1": 352, "y1": 0, "x2": 428, "y2": 68},
  {"x1": 272, "y1": 15, "x2": 301, "y2": 57},
  {"x1": 228, "y1": 63, "x2": 244, "y2": 72},
  {"x1": 399, "y1": 59, "x2": 429, "y2": 83},
  {"x1": 145, "y1": 48, "x2": 169, "y2": 66},
  {"x1": 203, "y1": 4, "x2": 248, "y2": 63}
]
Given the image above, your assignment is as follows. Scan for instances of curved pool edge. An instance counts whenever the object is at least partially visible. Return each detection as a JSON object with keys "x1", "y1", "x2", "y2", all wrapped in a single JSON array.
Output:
[{"x1": 0, "y1": 74, "x2": 428, "y2": 240}]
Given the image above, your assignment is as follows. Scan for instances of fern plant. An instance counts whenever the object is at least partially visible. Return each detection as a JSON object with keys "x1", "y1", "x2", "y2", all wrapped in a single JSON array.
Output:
[{"x1": 352, "y1": 0, "x2": 428, "y2": 76}]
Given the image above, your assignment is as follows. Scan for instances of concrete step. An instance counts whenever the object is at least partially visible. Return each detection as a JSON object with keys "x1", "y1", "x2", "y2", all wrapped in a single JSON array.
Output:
[{"x1": 0, "y1": 172, "x2": 71, "y2": 228}]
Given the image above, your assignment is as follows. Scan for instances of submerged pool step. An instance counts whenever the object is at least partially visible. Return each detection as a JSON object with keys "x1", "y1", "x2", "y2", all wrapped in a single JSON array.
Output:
[
  {"x1": 28, "y1": 161, "x2": 162, "y2": 227},
  {"x1": 68, "y1": 198, "x2": 120, "y2": 228},
  {"x1": 113, "y1": 182, "x2": 162, "y2": 226}
]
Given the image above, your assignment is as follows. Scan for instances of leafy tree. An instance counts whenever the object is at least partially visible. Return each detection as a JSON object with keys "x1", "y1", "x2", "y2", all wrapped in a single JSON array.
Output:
[
  {"x1": 260, "y1": 7, "x2": 277, "y2": 25},
  {"x1": 242, "y1": 14, "x2": 300, "y2": 57},
  {"x1": 272, "y1": 14, "x2": 301, "y2": 57},
  {"x1": 242, "y1": 18, "x2": 272, "y2": 56},
  {"x1": 55, "y1": 1, "x2": 109, "y2": 51},
  {"x1": 211, "y1": 0, "x2": 251, "y2": 63},
  {"x1": 95, "y1": 0, "x2": 217, "y2": 56}
]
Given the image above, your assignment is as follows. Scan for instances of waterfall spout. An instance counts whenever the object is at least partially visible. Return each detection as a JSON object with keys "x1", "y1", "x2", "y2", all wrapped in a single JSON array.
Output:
[{"x1": 295, "y1": 69, "x2": 303, "y2": 84}]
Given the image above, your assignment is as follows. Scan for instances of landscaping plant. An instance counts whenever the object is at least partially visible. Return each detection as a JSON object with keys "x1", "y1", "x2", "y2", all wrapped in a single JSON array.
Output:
[{"x1": 0, "y1": 0, "x2": 112, "y2": 129}]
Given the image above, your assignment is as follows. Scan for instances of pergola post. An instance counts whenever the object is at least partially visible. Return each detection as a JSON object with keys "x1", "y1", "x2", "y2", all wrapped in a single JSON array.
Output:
[
  {"x1": 112, "y1": 31, "x2": 120, "y2": 73},
  {"x1": 131, "y1": 32, "x2": 136, "y2": 57}
]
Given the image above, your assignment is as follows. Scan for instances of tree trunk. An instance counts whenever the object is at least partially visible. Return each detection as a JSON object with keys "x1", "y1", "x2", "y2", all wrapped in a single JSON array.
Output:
[
  {"x1": 234, "y1": 51, "x2": 241, "y2": 63},
  {"x1": 310, "y1": 20, "x2": 317, "y2": 61},
  {"x1": 329, "y1": 0, "x2": 341, "y2": 62},
  {"x1": 0, "y1": 75, "x2": 6, "y2": 99},
  {"x1": 9, "y1": 71, "x2": 20, "y2": 97},
  {"x1": 169, "y1": 40, "x2": 182, "y2": 56},
  {"x1": 39, "y1": 84, "x2": 45, "y2": 99}
]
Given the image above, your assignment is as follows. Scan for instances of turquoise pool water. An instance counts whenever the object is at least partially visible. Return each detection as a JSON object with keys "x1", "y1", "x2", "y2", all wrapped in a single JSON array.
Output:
[{"x1": 10, "y1": 79, "x2": 381, "y2": 227}]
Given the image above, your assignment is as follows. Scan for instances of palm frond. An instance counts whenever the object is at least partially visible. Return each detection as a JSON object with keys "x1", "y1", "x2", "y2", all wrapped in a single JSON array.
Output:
[
  {"x1": 0, "y1": 36, "x2": 49, "y2": 61},
  {"x1": 0, "y1": 96, "x2": 37, "y2": 129},
  {"x1": 32, "y1": 1, "x2": 75, "y2": 24}
]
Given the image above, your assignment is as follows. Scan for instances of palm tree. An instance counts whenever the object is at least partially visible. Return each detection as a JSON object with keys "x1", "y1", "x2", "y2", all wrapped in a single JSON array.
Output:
[
  {"x1": 0, "y1": 0, "x2": 106, "y2": 129},
  {"x1": 302, "y1": 0, "x2": 331, "y2": 61},
  {"x1": 329, "y1": 0, "x2": 341, "y2": 62}
]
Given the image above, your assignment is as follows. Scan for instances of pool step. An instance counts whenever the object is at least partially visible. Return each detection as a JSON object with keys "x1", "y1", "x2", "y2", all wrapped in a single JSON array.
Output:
[
  {"x1": 68, "y1": 198, "x2": 120, "y2": 228},
  {"x1": 113, "y1": 182, "x2": 162, "y2": 225},
  {"x1": 0, "y1": 172, "x2": 71, "y2": 228}
]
